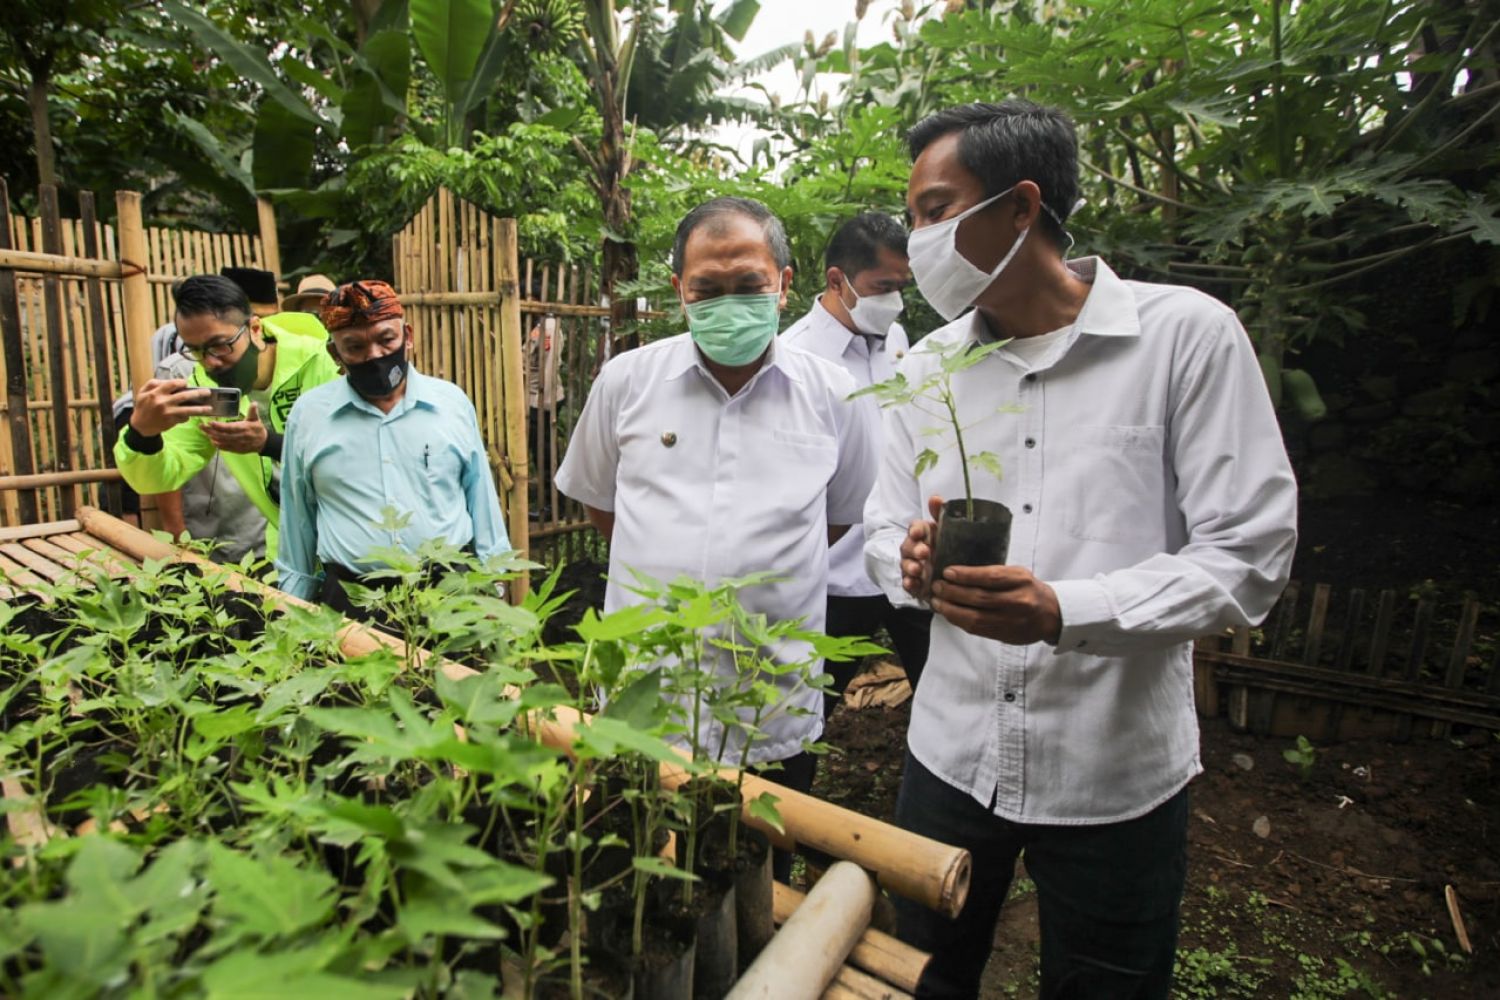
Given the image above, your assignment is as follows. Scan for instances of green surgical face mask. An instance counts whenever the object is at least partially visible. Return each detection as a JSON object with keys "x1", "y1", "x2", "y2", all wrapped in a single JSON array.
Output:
[{"x1": 683, "y1": 291, "x2": 780, "y2": 367}]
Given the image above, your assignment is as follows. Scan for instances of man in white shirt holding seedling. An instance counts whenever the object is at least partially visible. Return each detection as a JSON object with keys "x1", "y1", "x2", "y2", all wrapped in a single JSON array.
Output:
[
  {"x1": 782, "y1": 213, "x2": 934, "y2": 710},
  {"x1": 556, "y1": 197, "x2": 879, "y2": 877},
  {"x1": 864, "y1": 100, "x2": 1297, "y2": 998}
]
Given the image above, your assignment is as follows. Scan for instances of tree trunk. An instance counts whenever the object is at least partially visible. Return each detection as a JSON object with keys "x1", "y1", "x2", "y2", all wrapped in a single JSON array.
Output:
[
  {"x1": 27, "y1": 73, "x2": 57, "y2": 188},
  {"x1": 595, "y1": 77, "x2": 640, "y2": 361}
]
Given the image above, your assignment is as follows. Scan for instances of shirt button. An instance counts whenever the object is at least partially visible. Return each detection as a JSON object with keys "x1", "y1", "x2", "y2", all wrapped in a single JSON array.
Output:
[
  {"x1": 1025, "y1": 437, "x2": 1036, "y2": 448},
  {"x1": 1004, "y1": 691, "x2": 1016, "y2": 703},
  {"x1": 1023, "y1": 503, "x2": 1033, "y2": 513}
]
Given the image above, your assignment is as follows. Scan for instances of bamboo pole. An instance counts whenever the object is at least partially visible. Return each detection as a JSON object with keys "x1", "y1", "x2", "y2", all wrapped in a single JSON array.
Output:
[
  {"x1": 69, "y1": 507, "x2": 971, "y2": 918},
  {"x1": 773, "y1": 883, "x2": 929, "y2": 993},
  {"x1": 255, "y1": 197, "x2": 281, "y2": 282},
  {"x1": 496, "y1": 219, "x2": 529, "y2": 593},
  {"x1": 398, "y1": 290, "x2": 661, "y2": 319},
  {"x1": 728, "y1": 862, "x2": 878, "y2": 1000},
  {"x1": 0, "y1": 180, "x2": 38, "y2": 524},
  {"x1": 79, "y1": 193, "x2": 121, "y2": 515},
  {"x1": 0, "y1": 247, "x2": 124, "y2": 279},
  {"x1": 38, "y1": 186, "x2": 74, "y2": 517},
  {"x1": 115, "y1": 192, "x2": 154, "y2": 393},
  {"x1": 824, "y1": 965, "x2": 914, "y2": 1000},
  {"x1": 0, "y1": 468, "x2": 123, "y2": 490}
]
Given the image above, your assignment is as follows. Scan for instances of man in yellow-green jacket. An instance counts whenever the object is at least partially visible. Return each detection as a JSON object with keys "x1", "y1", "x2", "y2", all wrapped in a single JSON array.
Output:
[{"x1": 114, "y1": 274, "x2": 341, "y2": 560}]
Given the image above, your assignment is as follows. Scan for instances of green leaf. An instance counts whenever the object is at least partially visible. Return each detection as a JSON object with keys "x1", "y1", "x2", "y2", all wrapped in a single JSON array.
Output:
[
  {"x1": 192, "y1": 703, "x2": 259, "y2": 741},
  {"x1": 206, "y1": 843, "x2": 338, "y2": 940},
  {"x1": 632, "y1": 856, "x2": 700, "y2": 882},
  {"x1": 577, "y1": 716, "x2": 684, "y2": 765},
  {"x1": 409, "y1": 0, "x2": 493, "y2": 102},
  {"x1": 170, "y1": 110, "x2": 254, "y2": 197},
  {"x1": 716, "y1": 0, "x2": 760, "y2": 42},
  {"x1": 163, "y1": 1, "x2": 326, "y2": 130},
  {"x1": 396, "y1": 900, "x2": 507, "y2": 943},
  {"x1": 914, "y1": 447, "x2": 940, "y2": 478},
  {"x1": 343, "y1": 30, "x2": 411, "y2": 147},
  {"x1": 602, "y1": 669, "x2": 666, "y2": 729},
  {"x1": 746, "y1": 791, "x2": 785, "y2": 834}
]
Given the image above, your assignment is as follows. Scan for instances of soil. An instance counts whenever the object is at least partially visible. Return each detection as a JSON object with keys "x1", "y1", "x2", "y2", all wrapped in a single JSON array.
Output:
[{"x1": 809, "y1": 494, "x2": 1500, "y2": 998}]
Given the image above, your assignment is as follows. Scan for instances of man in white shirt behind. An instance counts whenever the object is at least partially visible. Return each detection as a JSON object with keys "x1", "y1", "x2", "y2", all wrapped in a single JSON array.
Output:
[
  {"x1": 782, "y1": 213, "x2": 933, "y2": 711},
  {"x1": 556, "y1": 196, "x2": 879, "y2": 880},
  {"x1": 864, "y1": 100, "x2": 1297, "y2": 998}
]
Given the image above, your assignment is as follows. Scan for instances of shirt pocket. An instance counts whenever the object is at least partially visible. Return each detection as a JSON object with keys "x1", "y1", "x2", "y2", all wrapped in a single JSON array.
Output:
[
  {"x1": 748, "y1": 427, "x2": 838, "y2": 521},
  {"x1": 419, "y1": 443, "x2": 465, "y2": 510},
  {"x1": 1060, "y1": 424, "x2": 1167, "y2": 544}
]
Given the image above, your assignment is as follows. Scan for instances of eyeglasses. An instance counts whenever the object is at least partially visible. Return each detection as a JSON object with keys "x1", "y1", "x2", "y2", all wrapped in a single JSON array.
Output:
[{"x1": 179, "y1": 323, "x2": 248, "y2": 361}]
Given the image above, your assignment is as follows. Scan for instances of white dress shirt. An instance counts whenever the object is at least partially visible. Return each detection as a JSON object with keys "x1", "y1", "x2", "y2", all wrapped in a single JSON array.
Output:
[
  {"x1": 781, "y1": 299, "x2": 911, "y2": 598},
  {"x1": 557, "y1": 333, "x2": 879, "y2": 764},
  {"x1": 864, "y1": 257, "x2": 1297, "y2": 824}
]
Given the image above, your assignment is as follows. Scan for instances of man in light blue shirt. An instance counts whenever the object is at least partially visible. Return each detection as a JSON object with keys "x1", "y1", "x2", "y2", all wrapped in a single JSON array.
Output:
[{"x1": 275, "y1": 280, "x2": 509, "y2": 610}]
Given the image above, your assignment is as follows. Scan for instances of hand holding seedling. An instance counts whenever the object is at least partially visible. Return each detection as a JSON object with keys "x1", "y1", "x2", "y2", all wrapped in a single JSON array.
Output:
[
  {"x1": 930, "y1": 564, "x2": 1062, "y2": 647},
  {"x1": 199, "y1": 401, "x2": 267, "y2": 453},
  {"x1": 127, "y1": 378, "x2": 213, "y2": 436},
  {"x1": 899, "y1": 494, "x2": 945, "y2": 600}
]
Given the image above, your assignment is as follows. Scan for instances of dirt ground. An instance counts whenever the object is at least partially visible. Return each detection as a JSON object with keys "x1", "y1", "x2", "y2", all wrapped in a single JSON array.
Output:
[
  {"x1": 814, "y1": 701, "x2": 1499, "y2": 998},
  {"x1": 805, "y1": 494, "x2": 1500, "y2": 998}
]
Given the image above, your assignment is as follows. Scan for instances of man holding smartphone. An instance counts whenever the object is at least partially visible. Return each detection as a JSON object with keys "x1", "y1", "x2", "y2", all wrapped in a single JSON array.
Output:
[{"x1": 114, "y1": 274, "x2": 341, "y2": 560}]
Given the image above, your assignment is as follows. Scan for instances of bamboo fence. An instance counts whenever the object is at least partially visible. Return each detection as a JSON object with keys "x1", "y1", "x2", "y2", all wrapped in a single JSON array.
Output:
[
  {"x1": 0, "y1": 181, "x2": 271, "y2": 526},
  {"x1": 392, "y1": 188, "x2": 652, "y2": 574}
]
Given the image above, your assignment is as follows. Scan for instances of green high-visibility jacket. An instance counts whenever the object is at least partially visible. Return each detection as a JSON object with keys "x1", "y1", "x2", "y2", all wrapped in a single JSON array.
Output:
[{"x1": 114, "y1": 326, "x2": 341, "y2": 559}]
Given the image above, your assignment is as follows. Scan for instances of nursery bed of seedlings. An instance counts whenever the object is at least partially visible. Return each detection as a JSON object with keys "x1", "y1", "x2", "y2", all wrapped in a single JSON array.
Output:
[{"x1": 0, "y1": 512, "x2": 951, "y2": 999}]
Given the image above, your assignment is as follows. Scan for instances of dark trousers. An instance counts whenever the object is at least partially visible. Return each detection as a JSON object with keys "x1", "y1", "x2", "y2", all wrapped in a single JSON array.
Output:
[
  {"x1": 894, "y1": 753, "x2": 1189, "y2": 1000},
  {"x1": 824, "y1": 595, "x2": 933, "y2": 716},
  {"x1": 752, "y1": 751, "x2": 817, "y2": 883}
]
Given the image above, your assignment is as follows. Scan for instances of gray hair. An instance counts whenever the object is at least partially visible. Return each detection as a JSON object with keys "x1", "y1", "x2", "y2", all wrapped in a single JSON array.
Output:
[{"x1": 670, "y1": 196, "x2": 792, "y2": 276}]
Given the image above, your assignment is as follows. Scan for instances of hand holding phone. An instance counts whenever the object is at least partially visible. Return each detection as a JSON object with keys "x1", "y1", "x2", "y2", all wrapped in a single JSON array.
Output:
[
  {"x1": 127, "y1": 379, "x2": 214, "y2": 437},
  {"x1": 199, "y1": 400, "x2": 268, "y2": 455}
]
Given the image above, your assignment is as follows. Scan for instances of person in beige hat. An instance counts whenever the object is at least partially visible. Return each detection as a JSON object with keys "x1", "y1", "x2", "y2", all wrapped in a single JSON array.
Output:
[{"x1": 281, "y1": 273, "x2": 337, "y2": 314}]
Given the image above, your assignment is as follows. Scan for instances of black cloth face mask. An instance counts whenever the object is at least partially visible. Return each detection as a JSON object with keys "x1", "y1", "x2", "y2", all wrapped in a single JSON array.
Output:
[{"x1": 343, "y1": 342, "x2": 409, "y2": 400}]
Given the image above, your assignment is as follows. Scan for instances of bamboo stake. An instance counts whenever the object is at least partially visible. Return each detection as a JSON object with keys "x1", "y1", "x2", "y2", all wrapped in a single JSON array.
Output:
[
  {"x1": 1445, "y1": 885, "x2": 1473, "y2": 954},
  {"x1": 0, "y1": 179, "x2": 38, "y2": 523},
  {"x1": 69, "y1": 507, "x2": 972, "y2": 918},
  {"x1": 79, "y1": 194, "x2": 120, "y2": 515},
  {"x1": 255, "y1": 197, "x2": 281, "y2": 280},
  {"x1": 115, "y1": 192, "x2": 154, "y2": 394},
  {"x1": 773, "y1": 883, "x2": 929, "y2": 993},
  {"x1": 728, "y1": 861, "x2": 877, "y2": 1000},
  {"x1": 38, "y1": 186, "x2": 74, "y2": 517},
  {"x1": 496, "y1": 218, "x2": 530, "y2": 590}
]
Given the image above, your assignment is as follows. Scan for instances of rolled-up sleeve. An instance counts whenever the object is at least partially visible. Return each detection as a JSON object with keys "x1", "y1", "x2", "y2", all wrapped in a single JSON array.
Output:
[
  {"x1": 272, "y1": 404, "x2": 322, "y2": 601},
  {"x1": 1052, "y1": 313, "x2": 1297, "y2": 655}
]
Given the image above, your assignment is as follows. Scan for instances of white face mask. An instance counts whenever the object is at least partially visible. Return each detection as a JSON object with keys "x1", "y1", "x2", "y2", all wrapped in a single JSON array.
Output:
[
  {"x1": 839, "y1": 278, "x2": 905, "y2": 337},
  {"x1": 908, "y1": 186, "x2": 1030, "y2": 322}
]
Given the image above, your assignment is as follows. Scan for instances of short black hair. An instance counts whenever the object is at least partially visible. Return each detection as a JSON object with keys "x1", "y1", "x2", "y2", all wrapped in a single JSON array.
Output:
[
  {"x1": 825, "y1": 213, "x2": 908, "y2": 278},
  {"x1": 173, "y1": 275, "x2": 250, "y2": 324},
  {"x1": 671, "y1": 196, "x2": 792, "y2": 277},
  {"x1": 907, "y1": 100, "x2": 1079, "y2": 249}
]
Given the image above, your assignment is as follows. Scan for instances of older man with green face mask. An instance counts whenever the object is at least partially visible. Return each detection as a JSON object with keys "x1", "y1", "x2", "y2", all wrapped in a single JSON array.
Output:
[{"x1": 556, "y1": 196, "x2": 880, "y2": 878}]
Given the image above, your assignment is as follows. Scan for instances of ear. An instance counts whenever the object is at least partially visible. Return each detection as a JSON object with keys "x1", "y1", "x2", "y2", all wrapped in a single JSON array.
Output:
[
  {"x1": 777, "y1": 266, "x2": 794, "y2": 310},
  {"x1": 1011, "y1": 180, "x2": 1044, "y2": 232},
  {"x1": 825, "y1": 266, "x2": 844, "y2": 294},
  {"x1": 248, "y1": 316, "x2": 265, "y2": 345}
]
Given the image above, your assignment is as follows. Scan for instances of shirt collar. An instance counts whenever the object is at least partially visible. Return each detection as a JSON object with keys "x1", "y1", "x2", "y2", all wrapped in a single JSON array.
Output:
[
  {"x1": 790, "y1": 299, "x2": 862, "y2": 357},
  {"x1": 333, "y1": 366, "x2": 438, "y2": 417},
  {"x1": 663, "y1": 331, "x2": 803, "y2": 386},
  {"x1": 955, "y1": 254, "x2": 1140, "y2": 346}
]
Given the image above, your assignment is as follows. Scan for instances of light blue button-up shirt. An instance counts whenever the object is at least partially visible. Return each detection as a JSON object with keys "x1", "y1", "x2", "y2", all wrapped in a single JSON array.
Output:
[{"x1": 275, "y1": 368, "x2": 509, "y2": 600}]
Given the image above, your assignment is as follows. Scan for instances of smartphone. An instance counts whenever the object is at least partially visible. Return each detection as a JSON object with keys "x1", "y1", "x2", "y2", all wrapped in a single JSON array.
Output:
[{"x1": 203, "y1": 387, "x2": 241, "y2": 418}]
